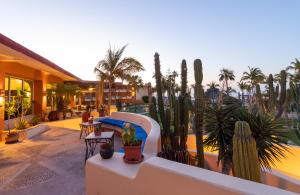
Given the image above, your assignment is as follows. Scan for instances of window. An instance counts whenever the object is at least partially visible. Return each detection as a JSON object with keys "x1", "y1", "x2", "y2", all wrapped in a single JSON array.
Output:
[{"x1": 4, "y1": 77, "x2": 33, "y2": 119}]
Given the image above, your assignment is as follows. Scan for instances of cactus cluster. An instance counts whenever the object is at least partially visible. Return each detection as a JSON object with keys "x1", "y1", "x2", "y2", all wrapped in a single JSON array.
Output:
[
  {"x1": 233, "y1": 121, "x2": 261, "y2": 183},
  {"x1": 151, "y1": 53, "x2": 193, "y2": 160}
]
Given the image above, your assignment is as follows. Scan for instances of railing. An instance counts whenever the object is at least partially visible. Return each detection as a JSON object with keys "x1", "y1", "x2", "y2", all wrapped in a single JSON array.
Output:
[{"x1": 121, "y1": 104, "x2": 149, "y2": 115}]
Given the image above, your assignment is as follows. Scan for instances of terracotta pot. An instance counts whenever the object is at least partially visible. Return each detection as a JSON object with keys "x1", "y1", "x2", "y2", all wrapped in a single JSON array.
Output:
[
  {"x1": 124, "y1": 145, "x2": 142, "y2": 162},
  {"x1": 94, "y1": 130, "x2": 101, "y2": 136},
  {"x1": 5, "y1": 133, "x2": 19, "y2": 144}
]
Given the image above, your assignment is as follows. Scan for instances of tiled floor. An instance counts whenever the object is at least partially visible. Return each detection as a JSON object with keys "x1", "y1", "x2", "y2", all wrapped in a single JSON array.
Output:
[{"x1": 0, "y1": 126, "x2": 121, "y2": 195}]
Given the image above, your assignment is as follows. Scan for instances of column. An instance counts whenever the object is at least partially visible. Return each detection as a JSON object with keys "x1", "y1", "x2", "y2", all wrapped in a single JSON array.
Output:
[{"x1": 0, "y1": 72, "x2": 5, "y2": 141}]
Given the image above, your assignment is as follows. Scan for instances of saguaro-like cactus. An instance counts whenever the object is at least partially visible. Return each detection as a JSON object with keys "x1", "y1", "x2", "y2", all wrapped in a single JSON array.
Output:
[
  {"x1": 193, "y1": 59, "x2": 205, "y2": 168},
  {"x1": 154, "y1": 53, "x2": 167, "y2": 134},
  {"x1": 233, "y1": 121, "x2": 261, "y2": 183},
  {"x1": 276, "y1": 70, "x2": 287, "y2": 119},
  {"x1": 267, "y1": 74, "x2": 275, "y2": 112},
  {"x1": 149, "y1": 96, "x2": 158, "y2": 122}
]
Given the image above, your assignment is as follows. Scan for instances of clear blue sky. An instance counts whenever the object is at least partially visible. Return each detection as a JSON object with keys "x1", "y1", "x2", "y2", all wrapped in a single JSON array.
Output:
[{"x1": 1, "y1": 0, "x2": 299, "y2": 89}]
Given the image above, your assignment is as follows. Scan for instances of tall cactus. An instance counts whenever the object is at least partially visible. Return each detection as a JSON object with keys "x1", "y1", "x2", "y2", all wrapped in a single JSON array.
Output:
[
  {"x1": 276, "y1": 70, "x2": 287, "y2": 119},
  {"x1": 154, "y1": 53, "x2": 168, "y2": 135},
  {"x1": 179, "y1": 60, "x2": 189, "y2": 149},
  {"x1": 193, "y1": 59, "x2": 205, "y2": 168},
  {"x1": 267, "y1": 74, "x2": 275, "y2": 112},
  {"x1": 149, "y1": 96, "x2": 158, "y2": 122},
  {"x1": 181, "y1": 60, "x2": 187, "y2": 96},
  {"x1": 233, "y1": 121, "x2": 261, "y2": 183}
]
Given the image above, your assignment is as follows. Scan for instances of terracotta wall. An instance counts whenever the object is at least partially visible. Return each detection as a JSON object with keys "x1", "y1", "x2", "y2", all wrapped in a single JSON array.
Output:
[{"x1": 0, "y1": 62, "x2": 64, "y2": 137}]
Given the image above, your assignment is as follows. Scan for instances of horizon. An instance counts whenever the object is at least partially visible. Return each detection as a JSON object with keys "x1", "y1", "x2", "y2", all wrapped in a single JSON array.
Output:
[{"x1": 1, "y1": 0, "x2": 299, "y2": 90}]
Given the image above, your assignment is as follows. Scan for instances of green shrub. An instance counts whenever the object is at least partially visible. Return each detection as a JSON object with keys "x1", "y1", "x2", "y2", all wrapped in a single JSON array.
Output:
[
  {"x1": 142, "y1": 96, "x2": 149, "y2": 103},
  {"x1": 15, "y1": 119, "x2": 28, "y2": 130},
  {"x1": 30, "y1": 115, "x2": 41, "y2": 126}
]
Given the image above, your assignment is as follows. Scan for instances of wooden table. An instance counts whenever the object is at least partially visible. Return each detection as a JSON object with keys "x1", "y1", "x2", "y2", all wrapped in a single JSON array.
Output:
[
  {"x1": 85, "y1": 131, "x2": 114, "y2": 162},
  {"x1": 79, "y1": 121, "x2": 101, "y2": 139}
]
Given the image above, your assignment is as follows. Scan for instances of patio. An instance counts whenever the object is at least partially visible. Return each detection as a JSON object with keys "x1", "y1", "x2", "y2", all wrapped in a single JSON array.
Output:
[{"x1": 0, "y1": 126, "x2": 121, "y2": 195}]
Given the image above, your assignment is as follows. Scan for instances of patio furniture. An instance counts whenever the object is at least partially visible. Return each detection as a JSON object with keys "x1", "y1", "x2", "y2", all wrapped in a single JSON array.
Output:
[
  {"x1": 82, "y1": 111, "x2": 90, "y2": 122},
  {"x1": 90, "y1": 110, "x2": 99, "y2": 118},
  {"x1": 79, "y1": 121, "x2": 101, "y2": 139},
  {"x1": 85, "y1": 131, "x2": 114, "y2": 162}
]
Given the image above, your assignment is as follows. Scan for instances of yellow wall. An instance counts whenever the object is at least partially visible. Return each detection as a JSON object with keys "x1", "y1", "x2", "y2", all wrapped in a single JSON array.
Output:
[{"x1": 187, "y1": 134, "x2": 300, "y2": 180}]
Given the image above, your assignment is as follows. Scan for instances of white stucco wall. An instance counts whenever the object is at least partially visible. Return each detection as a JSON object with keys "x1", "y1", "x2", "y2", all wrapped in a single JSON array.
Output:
[{"x1": 86, "y1": 112, "x2": 297, "y2": 195}]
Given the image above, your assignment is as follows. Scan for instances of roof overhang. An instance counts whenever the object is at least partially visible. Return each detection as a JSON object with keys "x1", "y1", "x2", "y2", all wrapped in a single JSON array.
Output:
[{"x1": 0, "y1": 33, "x2": 81, "y2": 81}]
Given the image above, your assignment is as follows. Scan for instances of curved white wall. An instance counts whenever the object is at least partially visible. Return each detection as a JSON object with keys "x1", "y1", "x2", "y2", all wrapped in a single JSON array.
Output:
[{"x1": 110, "y1": 112, "x2": 161, "y2": 156}]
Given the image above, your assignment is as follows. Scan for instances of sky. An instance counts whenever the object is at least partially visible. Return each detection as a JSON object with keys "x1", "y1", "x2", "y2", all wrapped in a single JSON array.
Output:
[{"x1": 1, "y1": 0, "x2": 300, "y2": 90}]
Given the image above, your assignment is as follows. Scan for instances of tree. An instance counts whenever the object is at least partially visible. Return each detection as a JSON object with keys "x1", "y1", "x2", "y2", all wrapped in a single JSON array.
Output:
[
  {"x1": 94, "y1": 45, "x2": 144, "y2": 114},
  {"x1": 241, "y1": 66, "x2": 265, "y2": 92},
  {"x1": 128, "y1": 75, "x2": 144, "y2": 101},
  {"x1": 241, "y1": 66, "x2": 265, "y2": 110},
  {"x1": 219, "y1": 68, "x2": 235, "y2": 95},
  {"x1": 238, "y1": 81, "x2": 249, "y2": 105},
  {"x1": 287, "y1": 58, "x2": 300, "y2": 73},
  {"x1": 207, "y1": 81, "x2": 219, "y2": 89}
]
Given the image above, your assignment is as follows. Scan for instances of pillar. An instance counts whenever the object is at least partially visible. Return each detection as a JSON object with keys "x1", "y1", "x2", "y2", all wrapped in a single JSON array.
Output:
[
  {"x1": 34, "y1": 80, "x2": 46, "y2": 116},
  {"x1": 0, "y1": 72, "x2": 5, "y2": 141}
]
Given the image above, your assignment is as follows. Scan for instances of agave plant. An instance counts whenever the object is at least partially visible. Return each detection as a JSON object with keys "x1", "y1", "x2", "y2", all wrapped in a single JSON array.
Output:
[
  {"x1": 204, "y1": 96, "x2": 241, "y2": 174},
  {"x1": 236, "y1": 108, "x2": 289, "y2": 170},
  {"x1": 205, "y1": 96, "x2": 289, "y2": 173}
]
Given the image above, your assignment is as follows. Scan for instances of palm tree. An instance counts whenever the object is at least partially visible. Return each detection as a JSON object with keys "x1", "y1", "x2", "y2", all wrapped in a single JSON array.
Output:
[
  {"x1": 241, "y1": 66, "x2": 265, "y2": 91},
  {"x1": 241, "y1": 66, "x2": 266, "y2": 111},
  {"x1": 238, "y1": 81, "x2": 249, "y2": 105},
  {"x1": 219, "y1": 68, "x2": 235, "y2": 94},
  {"x1": 287, "y1": 58, "x2": 300, "y2": 73},
  {"x1": 94, "y1": 45, "x2": 144, "y2": 114},
  {"x1": 128, "y1": 75, "x2": 144, "y2": 101},
  {"x1": 207, "y1": 81, "x2": 219, "y2": 89}
]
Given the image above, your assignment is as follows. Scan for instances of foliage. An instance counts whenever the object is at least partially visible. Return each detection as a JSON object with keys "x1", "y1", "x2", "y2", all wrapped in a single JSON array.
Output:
[
  {"x1": 30, "y1": 115, "x2": 41, "y2": 126},
  {"x1": 15, "y1": 119, "x2": 28, "y2": 130},
  {"x1": 233, "y1": 121, "x2": 261, "y2": 183},
  {"x1": 142, "y1": 96, "x2": 149, "y2": 103},
  {"x1": 4, "y1": 101, "x2": 16, "y2": 131},
  {"x1": 122, "y1": 123, "x2": 142, "y2": 146},
  {"x1": 204, "y1": 96, "x2": 241, "y2": 173},
  {"x1": 219, "y1": 68, "x2": 235, "y2": 94},
  {"x1": 94, "y1": 45, "x2": 144, "y2": 113},
  {"x1": 236, "y1": 108, "x2": 289, "y2": 170}
]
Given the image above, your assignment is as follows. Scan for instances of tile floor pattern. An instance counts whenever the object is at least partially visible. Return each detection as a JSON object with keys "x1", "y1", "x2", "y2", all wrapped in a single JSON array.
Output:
[{"x1": 0, "y1": 127, "x2": 122, "y2": 195}]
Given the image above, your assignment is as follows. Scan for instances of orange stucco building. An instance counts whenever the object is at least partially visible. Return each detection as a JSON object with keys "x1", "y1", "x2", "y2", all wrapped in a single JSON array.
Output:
[{"x1": 0, "y1": 33, "x2": 80, "y2": 141}]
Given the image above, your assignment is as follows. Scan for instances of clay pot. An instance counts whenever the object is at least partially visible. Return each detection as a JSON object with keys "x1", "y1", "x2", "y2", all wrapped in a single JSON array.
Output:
[
  {"x1": 94, "y1": 130, "x2": 101, "y2": 136},
  {"x1": 5, "y1": 132, "x2": 19, "y2": 144},
  {"x1": 124, "y1": 145, "x2": 142, "y2": 162}
]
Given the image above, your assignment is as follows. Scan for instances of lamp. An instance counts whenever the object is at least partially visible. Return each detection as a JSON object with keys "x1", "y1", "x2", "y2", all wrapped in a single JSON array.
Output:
[{"x1": 0, "y1": 89, "x2": 4, "y2": 108}]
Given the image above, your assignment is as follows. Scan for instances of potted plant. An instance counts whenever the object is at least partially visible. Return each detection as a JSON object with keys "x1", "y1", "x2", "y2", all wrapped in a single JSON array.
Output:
[
  {"x1": 99, "y1": 104, "x2": 106, "y2": 117},
  {"x1": 94, "y1": 124, "x2": 101, "y2": 136},
  {"x1": 100, "y1": 143, "x2": 114, "y2": 159},
  {"x1": 4, "y1": 101, "x2": 19, "y2": 144},
  {"x1": 30, "y1": 115, "x2": 41, "y2": 126},
  {"x1": 122, "y1": 123, "x2": 143, "y2": 163},
  {"x1": 88, "y1": 116, "x2": 94, "y2": 124}
]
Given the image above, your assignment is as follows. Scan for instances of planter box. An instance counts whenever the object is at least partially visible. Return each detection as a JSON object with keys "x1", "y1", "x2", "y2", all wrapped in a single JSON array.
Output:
[{"x1": 2, "y1": 124, "x2": 50, "y2": 141}]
